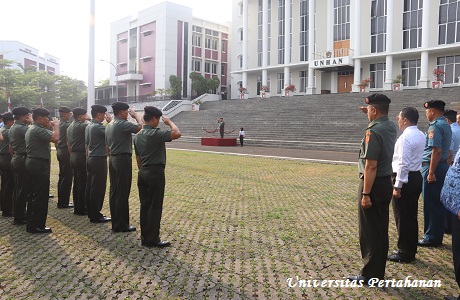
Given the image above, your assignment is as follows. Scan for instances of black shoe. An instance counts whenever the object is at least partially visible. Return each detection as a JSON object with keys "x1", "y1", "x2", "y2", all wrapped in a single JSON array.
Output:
[
  {"x1": 444, "y1": 296, "x2": 460, "y2": 300},
  {"x1": 143, "y1": 240, "x2": 171, "y2": 248},
  {"x1": 27, "y1": 227, "x2": 52, "y2": 233},
  {"x1": 74, "y1": 211, "x2": 87, "y2": 216},
  {"x1": 49, "y1": 194, "x2": 54, "y2": 198},
  {"x1": 90, "y1": 216, "x2": 112, "y2": 223},
  {"x1": 57, "y1": 203, "x2": 74, "y2": 208},
  {"x1": 418, "y1": 238, "x2": 441, "y2": 247},
  {"x1": 387, "y1": 253, "x2": 415, "y2": 263},
  {"x1": 112, "y1": 226, "x2": 136, "y2": 232},
  {"x1": 2, "y1": 212, "x2": 13, "y2": 217},
  {"x1": 347, "y1": 275, "x2": 369, "y2": 285},
  {"x1": 13, "y1": 219, "x2": 27, "y2": 225}
]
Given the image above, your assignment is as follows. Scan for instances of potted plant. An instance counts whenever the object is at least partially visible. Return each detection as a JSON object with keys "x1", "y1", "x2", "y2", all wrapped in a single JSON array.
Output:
[
  {"x1": 326, "y1": 51, "x2": 332, "y2": 58},
  {"x1": 392, "y1": 74, "x2": 404, "y2": 91},
  {"x1": 260, "y1": 85, "x2": 270, "y2": 98},
  {"x1": 358, "y1": 78, "x2": 372, "y2": 92},
  {"x1": 432, "y1": 68, "x2": 445, "y2": 89},
  {"x1": 239, "y1": 87, "x2": 249, "y2": 99},
  {"x1": 284, "y1": 84, "x2": 296, "y2": 96},
  {"x1": 192, "y1": 99, "x2": 202, "y2": 111}
]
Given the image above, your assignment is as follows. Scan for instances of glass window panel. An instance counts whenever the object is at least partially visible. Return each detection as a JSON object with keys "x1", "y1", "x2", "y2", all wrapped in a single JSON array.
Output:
[
  {"x1": 403, "y1": 13, "x2": 410, "y2": 30},
  {"x1": 371, "y1": 0, "x2": 376, "y2": 17},
  {"x1": 418, "y1": 28, "x2": 422, "y2": 47},
  {"x1": 447, "y1": 23, "x2": 456, "y2": 43},
  {"x1": 411, "y1": 11, "x2": 418, "y2": 28},
  {"x1": 371, "y1": 36, "x2": 376, "y2": 52},
  {"x1": 448, "y1": 3, "x2": 458, "y2": 22},
  {"x1": 403, "y1": 31, "x2": 409, "y2": 48},
  {"x1": 446, "y1": 55, "x2": 455, "y2": 64},
  {"x1": 439, "y1": 5, "x2": 448, "y2": 23},
  {"x1": 439, "y1": 24, "x2": 447, "y2": 44},
  {"x1": 402, "y1": 61, "x2": 408, "y2": 68},
  {"x1": 445, "y1": 64, "x2": 454, "y2": 84},
  {"x1": 411, "y1": 0, "x2": 418, "y2": 10},
  {"x1": 404, "y1": 0, "x2": 410, "y2": 11},
  {"x1": 409, "y1": 68, "x2": 417, "y2": 86},
  {"x1": 410, "y1": 28, "x2": 418, "y2": 47},
  {"x1": 454, "y1": 64, "x2": 460, "y2": 83},
  {"x1": 418, "y1": 10, "x2": 423, "y2": 27}
]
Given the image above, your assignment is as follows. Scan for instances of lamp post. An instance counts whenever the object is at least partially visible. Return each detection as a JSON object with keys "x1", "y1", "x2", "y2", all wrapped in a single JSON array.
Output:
[{"x1": 100, "y1": 59, "x2": 118, "y2": 102}]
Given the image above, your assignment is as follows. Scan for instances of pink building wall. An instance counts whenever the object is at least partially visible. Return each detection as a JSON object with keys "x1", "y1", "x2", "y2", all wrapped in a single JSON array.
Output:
[
  {"x1": 139, "y1": 21, "x2": 156, "y2": 94},
  {"x1": 117, "y1": 32, "x2": 129, "y2": 74}
]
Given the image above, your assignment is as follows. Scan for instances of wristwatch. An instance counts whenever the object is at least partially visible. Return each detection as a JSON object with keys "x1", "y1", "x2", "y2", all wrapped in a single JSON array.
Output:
[{"x1": 361, "y1": 192, "x2": 370, "y2": 196}]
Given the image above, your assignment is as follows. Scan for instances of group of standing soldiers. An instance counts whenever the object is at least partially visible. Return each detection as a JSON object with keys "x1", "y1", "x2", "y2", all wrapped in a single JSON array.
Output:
[{"x1": 0, "y1": 102, "x2": 180, "y2": 248}]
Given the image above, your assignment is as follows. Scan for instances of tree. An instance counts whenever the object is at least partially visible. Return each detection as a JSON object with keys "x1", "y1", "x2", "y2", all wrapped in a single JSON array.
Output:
[
  {"x1": 189, "y1": 72, "x2": 208, "y2": 98},
  {"x1": 169, "y1": 75, "x2": 182, "y2": 100},
  {"x1": 207, "y1": 77, "x2": 220, "y2": 94},
  {"x1": 96, "y1": 78, "x2": 110, "y2": 88}
]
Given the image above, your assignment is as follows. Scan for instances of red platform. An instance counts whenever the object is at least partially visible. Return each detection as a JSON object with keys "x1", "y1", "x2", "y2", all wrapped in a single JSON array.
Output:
[{"x1": 201, "y1": 137, "x2": 237, "y2": 146}]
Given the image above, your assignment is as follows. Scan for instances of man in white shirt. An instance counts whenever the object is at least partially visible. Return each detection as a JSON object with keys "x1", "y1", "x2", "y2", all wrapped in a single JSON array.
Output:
[
  {"x1": 444, "y1": 109, "x2": 460, "y2": 165},
  {"x1": 388, "y1": 107, "x2": 426, "y2": 263}
]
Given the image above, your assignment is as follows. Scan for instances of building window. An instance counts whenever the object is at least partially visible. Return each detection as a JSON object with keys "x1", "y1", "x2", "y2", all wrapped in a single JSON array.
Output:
[
  {"x1": 205, "y1": 29, "x2": 212, "y2": 35},
  {"x1": 193, "y1": 26, "x2": 202, "y2": 33},
  {"x1": 205, "y1": 38, "x2": 211, "y2": 49},
  {"x1": 205, "y1": 62, "x2": 210, "y2": 73},
  {"x1": 401, "y1": 59, "x2": 421, "y2": 87},
  {"x1": 300, "y1": 0, "x2": 309, "y2": 61},
  {"x1": 221, "y1": 64, "x2": 226, "y2": 75},
  {"x1": 437, "y1": 55, "x2": 460, "y2": 84},
  {"x1": 403, "y1": 0, "x2": 422, "y2": 49},
  {"x1": 278, "y1": 0, "x2": 285, "y2": 64},
  {"x1": 299, "y1": 70, "x2": 308, "y2": 92},
  {"x1": 238, "y1": 55, "x2": 243, "y2": 69},
  {"x1": 212, "y1": 39, "x2": 218, "y2": 50},
  {"x1": 221, "y1": 40, "x2": 226, "y2": 52},
  {"x1": 212, "y1": 30, "x2": 219, "y2": 37},
  {"x1": 238, "y1": 28, "x2": 244, "y2": 42},
  {"x1": 192, "y1": 34, "x2": 202, "y2": 47},
  {"x1": 439, "y1": 0, "x2": 460, "y2": 44},
  {"x1": 334, "y1": 0, "x2": 350, "y2": 41},
  {"x1": 211, "y1": 63, "x2": 217, "y2": 74},
  {"x1": 277, "y1": 73, "x2": 284, "y2": 93},
  {"x1": 370, "y1": 63, "x2": 386, "y2": 89},
  {"x1": 193, "y1": 60, "x2": 201, "y2": 72},
  {"x1": 239, "y1": 2, "x2": 243, "y2": 15},
  {"x1": 371, "y1": 0, "x2": 387, "y2": 53}
]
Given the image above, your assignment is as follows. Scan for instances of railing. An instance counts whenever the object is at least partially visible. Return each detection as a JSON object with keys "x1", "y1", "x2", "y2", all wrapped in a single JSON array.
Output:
[
  {"x1": 314, "y1": 48, "x2": 354, "y2": 60},
  {"x1": 115, "y1": 70, "x2": 143, "y2": 76},
  {"x1": 95, "y1": 94, "x2": 171, "y2": 105}
]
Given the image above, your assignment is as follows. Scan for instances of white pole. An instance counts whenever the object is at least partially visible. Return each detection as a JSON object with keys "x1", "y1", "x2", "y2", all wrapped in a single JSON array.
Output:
[{"x1": 87, "y1": 0, "x2": 95, "y2": 111}]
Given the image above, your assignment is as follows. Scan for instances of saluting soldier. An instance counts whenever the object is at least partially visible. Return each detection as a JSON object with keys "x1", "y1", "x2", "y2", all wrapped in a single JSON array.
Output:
[
  {"x1": 25, "y1": 108, "x2": 59, "y2": 233},
  {"x1": 9, "y1": 107, "x2": 32, "y2": 225},
  {"x1": 133, "y1": 106, "x2": 181, "y2": 247},
  {"x1": 0, "y1": 112, "x2": 15, "y2": 217},
  {"x1": 85, "y1": 104, "x2": 112, "y2": 223},
  {"x1": 348, "y1": 94, "x2": 397, "y2": 284},
  {"x1": 56, "y1": 106, "x2": 74, "y2": 209},
  {"x1": 105, "y1": 102, "x2": 142, "y2": 232},
  {"x1": 67, "y1": 107, "x2": 90, "y2": 215}
]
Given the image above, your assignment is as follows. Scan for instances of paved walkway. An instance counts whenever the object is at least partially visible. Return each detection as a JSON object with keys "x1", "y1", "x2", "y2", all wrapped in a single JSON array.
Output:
[{"x1": 168, "y1": 141, "x2": 358, "y2": 165}]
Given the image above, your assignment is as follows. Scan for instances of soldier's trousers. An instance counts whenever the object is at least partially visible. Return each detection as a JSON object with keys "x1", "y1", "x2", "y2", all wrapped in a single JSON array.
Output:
[
  {"x1": 25, "y1": 157, "x2": 50, "y2": 229},
  {"x1": 70, "y1": 152, "x2": 87, "y2": 214},
  {"x1": 452, "y1": 213, "x2": 460, "y2": 288},
  {"x1": 138, "y1": 165, "x2": 165, "y2": 245},
  {"x1": 86, "y1": 156, "x2": 107, "y2": 221},
  {"x1": 109, "y1": 155, "x2": 132, "y2": 230},
  {"x1": 422, "y1": 163, "x2": 448, "y2": 245},
  {"x1": 11, "y1": 154, "x2": 29, "y2": 222},
  {"x1": 57, "y1": 148, "x2": 72, "y2": 206},
  {"x1": 0, "y1": 155, "x2": 13, "y2": 215},
  {"x1": 358, "y1": 176, "x2": 392, "y2": 280}
]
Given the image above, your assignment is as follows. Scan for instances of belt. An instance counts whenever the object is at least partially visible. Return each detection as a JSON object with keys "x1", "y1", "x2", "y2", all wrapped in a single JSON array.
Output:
[
  {"x1": 422, "y1": 160, "x2": 447, "y2": 166},
  {"x1": 28, "y1": 157, "x2": 49, "y2": 162},
  {"x1": 14, "y1": 153, "x2": 27, "y2": 156},
  {"x1": 359, "y1": 173, "x2": 391, "y2": 179},
  {"x1": 143, "y1": 164, "x2": 165, "y2": 168},
  {"x1": 111, "y1": 153, "x2": 131, "y2": 156}
]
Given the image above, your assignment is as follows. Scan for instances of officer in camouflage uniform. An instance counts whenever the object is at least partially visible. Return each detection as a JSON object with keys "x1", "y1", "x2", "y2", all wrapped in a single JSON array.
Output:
[
  {"x1": 56, "y1": 106, "x2": 74, "y2": 208},
  {"x1": 25, "y1": 108, "x2": 59, "y2": 233},
  {"x1": 133, "y1": 106, "x2": 181, "y2": 247},
  {"x1": 9, "y1": 107, "x2": 32, "y2": 225},
  {"x1": 105, "y1": 102, "x2": 142, "y2": 232},
  {"x1": 67, "y1": 107, "x2": 90, "y2": 215},
  {"x1": 348, "y1": 94, "x2": 397, "y2": 284},
  {"x1": 0, "y1": 112, "x2": 15, "y2": 217}
]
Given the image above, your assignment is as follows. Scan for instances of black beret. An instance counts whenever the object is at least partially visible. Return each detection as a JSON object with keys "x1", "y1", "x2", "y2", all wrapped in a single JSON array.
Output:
[
  {"x1": 444, "y1": 109, "x2": 457, "y2": 118},
  {"x1": 32, "y1": 108, "x2": 50, "y2": 117},
  {"x1": 1, "y1": 112, "x2": 14, "y2": 121},
  {"x1": 144, "y1": 106, "x2": 162, "y2": 117},
  {"x1": 72, "y1": 107, "x2": 87, "y2": 116},
  {"x1": 365, "y1": 94, "x2": 391, "y2": 105},
  {"x1": 424, "y1": 100, "x2": 446, "y2": 109},
  {"x1": 58, "y1": 106, "x2": 71, "y2": 113},
  {"x1": 111, "y1": 102, "x2": 129, "y2": 110},
  {"x1": 91, "y1": 104, "x2": 107, "y2": 113},
  {"x1": 12, "y1": 106, "x2": 31, "y2": 116}
]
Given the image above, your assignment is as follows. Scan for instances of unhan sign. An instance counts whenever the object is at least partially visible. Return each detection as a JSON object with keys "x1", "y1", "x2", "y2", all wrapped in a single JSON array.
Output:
[{"x1": 311, "y1": 56, "x2": 353, "y2": 69}]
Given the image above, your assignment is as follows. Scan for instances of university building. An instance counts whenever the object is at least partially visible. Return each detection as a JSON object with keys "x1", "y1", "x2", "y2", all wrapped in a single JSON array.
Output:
[
  {"x1": 106, "y1": 1, "x2": 230, "y2": 102},
  {"x1": 0, "y1": 40, "x2": 60, "y2": 75},
  {"x1": 230, "y1": 0, "x2": 460, "y2": 97}
]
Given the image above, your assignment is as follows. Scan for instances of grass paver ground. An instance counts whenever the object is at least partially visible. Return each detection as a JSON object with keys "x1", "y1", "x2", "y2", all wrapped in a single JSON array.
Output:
[{"x1": 0, "y1": 149, "x2": 457, "y2": 299}]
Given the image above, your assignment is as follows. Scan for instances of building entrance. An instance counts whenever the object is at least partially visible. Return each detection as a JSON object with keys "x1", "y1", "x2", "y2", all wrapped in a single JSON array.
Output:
[{"x1": 338, "y1": 71, "x2": 353, "y2": 93}]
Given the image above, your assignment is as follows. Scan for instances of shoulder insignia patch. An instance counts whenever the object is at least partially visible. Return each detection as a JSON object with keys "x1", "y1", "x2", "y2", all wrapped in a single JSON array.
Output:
[
  {"x1": 365, "y1": 131, "x2": 372, "y2": 143},
  {"x1": 428, "y1": 129, "x2": 434, "y2": 139}
]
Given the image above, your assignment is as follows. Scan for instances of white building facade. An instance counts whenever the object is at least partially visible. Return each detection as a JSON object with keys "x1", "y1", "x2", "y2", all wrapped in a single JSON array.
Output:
[
  {"x1": 231, "y1": 0, "x2": 460, "y2": 97},
  {"x1": 0, "y1": 40, "x2": 60, "y2": 75},
  {"x1": 108, "y1": 2, "x2": 230, "y2": 101}
]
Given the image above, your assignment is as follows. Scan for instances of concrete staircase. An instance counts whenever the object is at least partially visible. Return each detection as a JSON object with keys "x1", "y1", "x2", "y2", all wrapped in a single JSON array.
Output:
[{"x1": 166, "y1": 87, "x2": 460, "y2": 152}]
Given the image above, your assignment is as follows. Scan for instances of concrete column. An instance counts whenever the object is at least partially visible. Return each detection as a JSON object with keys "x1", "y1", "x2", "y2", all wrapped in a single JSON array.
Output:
[
  {"x1": 262, "y1": 0, "x2": 269, "y2": 86},
  {"x1": 243, "y1": 0, "x2": 249, "y2": 89},
  {"x1": 419, "y1": 0, "x2": 431, "y2": 88},
  {"x1": 307, "y1": 0, "x2": 316, "y2": 94},
  {"x1": 352, "y1": 0, "x2": 362, "y2": 92},
  {"x1": 383, "y1": 0, "x2": 394, "y2": 90},
  {"x1": 284, "y1": 0, "x2": 291, "y2": 88},
  {"x1": 87, "y1": 0, "x2": 95, "y2": 110}
]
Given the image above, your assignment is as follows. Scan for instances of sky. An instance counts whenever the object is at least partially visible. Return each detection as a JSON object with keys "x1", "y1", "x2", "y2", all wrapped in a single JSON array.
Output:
[{"x1": 0, "y1": 0, "x2": 232, "y2": 84}]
